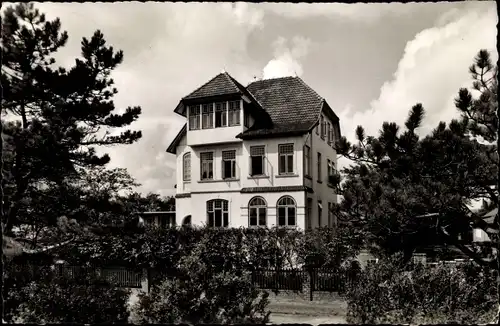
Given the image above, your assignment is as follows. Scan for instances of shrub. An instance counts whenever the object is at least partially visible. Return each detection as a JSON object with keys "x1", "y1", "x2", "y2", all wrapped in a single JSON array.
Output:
[
  {"x1": 5, "y1": 264, "x2": 131, "y2": 324},
  {"x1": 345, "y1": 254, "x2": 498, "y2": 324},
  {"x1": 131, "y1": 234, "x2": 271, "y2": 324}
]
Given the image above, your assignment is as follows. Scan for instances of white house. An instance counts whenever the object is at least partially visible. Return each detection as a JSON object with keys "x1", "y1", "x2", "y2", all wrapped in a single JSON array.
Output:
[{"x1": 166, "y1": 72, "x2": 341, "y2": 229}]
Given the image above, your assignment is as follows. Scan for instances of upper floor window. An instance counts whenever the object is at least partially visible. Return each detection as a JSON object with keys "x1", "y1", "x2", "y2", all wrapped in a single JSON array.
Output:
[
  {"x1": 215, "y1": 102, "x2": 227, "y2": 128},
  {"x1": 248, "y1": 197, "x2": 267, "y2": 227},
  {"x1": 250, "y1": 146, "x2": 265, "y2": 176},
  {"x1": 278, "y1": 144, "x2": 294, "y2": 175},
  {"x1": 317, "y1": 152, "x2": 322, "y2": 181},
  {"x1": 200, "y1": 152, "x2": 214, "y2": 180},
  {"x1": 228, "y1": 100, "x2": 241, "y2": 126},
  {"x1": 207, "y1": 199, "x2": 229, "y2": 227},
  {"x1": 189, "y1": 105, "x2": 201, "y2": 130},
  {"x1": 222, "y1": 150, "x2": 237, "y2": 179},
  {"x1": 277, "y1": 196, "x2": 296, "y2": 227},
  {"x1": 329, "y1": 124, "x2": 335, "y2": 145},
  {"x1": 320, "y1": 115, "x2": 325, "y2": 139},
  {"x1": 304, "y1": 145, "x2": 311, "y2": 177},
  {"x1": 183, "y1": 152, "x2": 191, "y2": 182},
  {"x1": 327, "y1": 159, "x2": 336, "y2": 183},
  {"x1": 202, "y1": 103, "x2": 214, "y2": 129},
  {"x1": 327, "y1": 122, "x2": 331, "y2": 144}
]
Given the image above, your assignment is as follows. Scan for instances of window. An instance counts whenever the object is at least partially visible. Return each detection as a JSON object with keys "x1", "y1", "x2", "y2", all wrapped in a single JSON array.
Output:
[
  {"x1": 244, "y1": 110, "x2": 250, "y2": 127},
  {"x1": 215, "y1": 102, "x2": 227, "y2": 128},
  {"x1": 277, "y1": 196, "x2": 297, "y2": 227},
  {"x1": 189, "y1": 105, "x2": 201, "y2": 130},
  {"x1": 248, "y1": 197, "x2": 267, "y2": 227},
  {"x1": 202, "y1": 103, "x2": 214, "y2": 129},
  {"x1": 328, "y1": 160, "x2": 336, "y2": 183},
  {"x1": 327, "y1": 122, "x2": 331, "y2": 143},
  {"x1": 228, "y1": 100, "x2": 240, "y2": 126},
  {"x1": 278, "y1": 144, "x2": 294, "y2": 174},
  {"x1": 315, "y1": 122, "x2": 319, "y2": 135},
  {"x1": 304, "y1": 145, "x2": 311, "y2": 177},
  {"x1": 306, "y1": 198, "x2": 313, "y2": 229},
  {"x1": 200, "y1": 152, "x2": 214, "y2": 180},
  {"x1": 183, "y1": 152, "x2": 191, "y2": 182},
  {"x1": 222, "y1": 150, "x2": 237, "y2": 179},
  {"x1": 320, "y1": 115, "x2": 325, "y2": 139},
  {"x1": 250, "y1": 146, "x2": 265, "y2": 176},
  {"x1": 318, "y1": 200, "x2": 322, "y2": 227},
  {"x1": 328, "y1": 202, "x2": 335, "y2": 227},
  {"x1": 329, "y1": 125, "x2": 335, "y2": 146},
  {"x1": 207, "y1": 199, "x2": 229, "y2": 227},
  {"x1": 317, "y1": 152, "x2": 322, "y2": 181}
]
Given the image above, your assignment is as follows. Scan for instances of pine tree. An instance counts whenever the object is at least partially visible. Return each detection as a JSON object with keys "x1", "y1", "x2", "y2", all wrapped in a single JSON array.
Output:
[
  {"x1": 333, "y1": 49, "x2": 498, "y2": 268},
  {"x1": 1, "y1": 3, "x2": 142, "y2": 235}
]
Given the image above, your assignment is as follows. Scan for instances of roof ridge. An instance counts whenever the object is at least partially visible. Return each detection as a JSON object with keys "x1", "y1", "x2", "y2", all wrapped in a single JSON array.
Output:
[
  {"x1": 247, "y1": 75, "x2": 296, "y2": 88},
  {"x1": 225, "y1": 72, "x2": 266, "y2": 112}
]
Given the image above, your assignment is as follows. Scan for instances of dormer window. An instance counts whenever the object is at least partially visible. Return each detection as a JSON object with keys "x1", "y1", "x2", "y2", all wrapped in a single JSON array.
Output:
[
  {"x1": 189, "y1": 105, "x2": 201, "y2": 130},
  {"x1": 202, "y1": 103, "x2": 214, "y2": 129},
  {"x1": 228, "y1": 100, "x2": 241, "y2": 126},
  {"x1": 215, "y1": 102, "x2": 228, "y2": 127}
]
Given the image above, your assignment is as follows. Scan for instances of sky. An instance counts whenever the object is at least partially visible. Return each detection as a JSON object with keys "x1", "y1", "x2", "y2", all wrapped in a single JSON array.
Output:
[{"x1": 5, "y1": 2, "x2": 498, "y2": 197}]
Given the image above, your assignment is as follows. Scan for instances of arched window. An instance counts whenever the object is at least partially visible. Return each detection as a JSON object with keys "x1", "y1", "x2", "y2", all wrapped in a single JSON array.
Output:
[
  {"x1": 248, "y1": 197, "x2": 267, "y2": 227},
  {"x1": 182, "y1": 215, "x2": 192, "y2": 226},
  {"x1": 207, "y1": 199, "x2": 229, "y2": 227},
  {"x1": 277, "y1": 196, "x2": 296, "y2": 227},
  {"x1": 183, "y1": 153, "x2": 191, "y2": 182}
]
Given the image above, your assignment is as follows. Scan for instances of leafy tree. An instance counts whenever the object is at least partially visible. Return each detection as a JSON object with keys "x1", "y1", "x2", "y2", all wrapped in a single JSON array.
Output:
[
  {"x1": 1, "y1": 2, "x2": 142, "y2": 237},
  {"x1": 333, "y1": 49, "x2": 498, "y2": 267}
]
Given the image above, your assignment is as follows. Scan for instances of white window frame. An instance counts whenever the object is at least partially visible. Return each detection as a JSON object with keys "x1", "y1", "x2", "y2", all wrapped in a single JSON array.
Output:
[
  {"x1": 207, "y1": 199, "x2": 229, "y2": 227},
  {"x1": 249, "y1": 145, "x2": 266, "y2": 176},
  {"x1": 248, "y1": 196, "x2": 267, "y2": 227},
  {"x1": 317, "y1": 152, "x2": 322, "y2": 182},
  {"x1": 228, "y1": 100, "x2": 241, "y2": 126},
  {"x1": 215, "y1": 102, "x2": 228, "y2": 128},
  {"x1": 222, "y1": 150, "x2": 237, "y2": 179},
  {"x1": 200, "y1": 151, "x2": 214, "y2": 180},
  {"x1": 304, "y1": 145, "x2": 311, "y2": 177},
  {"x1": 188, "y1": 105, "x2": 201, "y2": 130},
  {"x1": 278, "y1": 143, "x2": 294, "y2": 175},
  {"x1": 277, "y1": 196, "x2": 297, "y2": 227},
  {"x1": 202, "y1": 103, "x2": 214, "y2": 129},
  {"x1": 183, "y1": 152, "x2": 191, "y2": 182}
]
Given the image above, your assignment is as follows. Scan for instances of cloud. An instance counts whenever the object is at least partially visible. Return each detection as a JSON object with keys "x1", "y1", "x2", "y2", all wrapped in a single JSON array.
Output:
[
  {"x1": 337, "y1": 4, "x2": 497, "y2": 161},
  {"x1": 261, "y1": 2, "x2": 414, "y2": 22},
  {"x1": 262, "y1": 36, "x2": 312, "y2": 79}
]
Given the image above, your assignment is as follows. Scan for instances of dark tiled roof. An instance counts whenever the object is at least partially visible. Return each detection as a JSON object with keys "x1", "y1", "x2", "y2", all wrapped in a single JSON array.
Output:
[
  {"x1": 238, "y1": 76, "x2": 325, "y2": 139},
  {"x1": 183, "y1": 72, "x2": 246, "y2": 100},
  {"x1": 241, "y1": 186, "x2": 313, "y2": 193}
]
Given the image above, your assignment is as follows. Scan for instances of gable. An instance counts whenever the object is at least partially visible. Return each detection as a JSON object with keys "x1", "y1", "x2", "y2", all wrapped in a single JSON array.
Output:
[{"x1": 166, "y1": 124, "x2": 187, "y2": 154}]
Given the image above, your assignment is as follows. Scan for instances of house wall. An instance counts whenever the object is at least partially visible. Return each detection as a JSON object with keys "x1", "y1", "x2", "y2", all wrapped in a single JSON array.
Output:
[
  {"x1": 308, "y1": 108, "x2": 338, "y2": 229},
  {"x1": 241, "y1": 136, "x2": 304, "y2": 188}
]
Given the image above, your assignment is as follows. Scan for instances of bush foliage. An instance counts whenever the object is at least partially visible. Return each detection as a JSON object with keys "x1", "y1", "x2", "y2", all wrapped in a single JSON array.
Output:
[
  {"x1": 5, "y1": 263, "x2": 131, "y2": 323},
  {"x1": 345, "y1": 254, "x2": 498, "y2": 324},
  {"x1": 131, "y1": 234, "x2": 270, "y2": 324}
]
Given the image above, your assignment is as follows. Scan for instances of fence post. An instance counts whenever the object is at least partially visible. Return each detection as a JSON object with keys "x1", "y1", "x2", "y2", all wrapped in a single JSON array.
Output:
[{"x1": 141, "y1": 268, "x2": 149, "y2": 293}]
